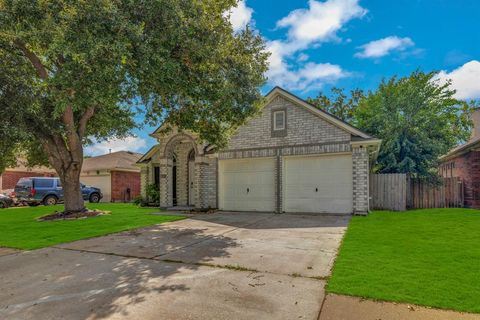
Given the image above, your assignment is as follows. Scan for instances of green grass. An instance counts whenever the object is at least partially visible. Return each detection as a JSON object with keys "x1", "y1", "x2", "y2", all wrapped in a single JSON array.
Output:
[
  {"x1": 327, "y1": 208, "x2": 480, "y2": 314},
  {"x1": 0, "y1": 203, "x2": 184, "y2": 250}
]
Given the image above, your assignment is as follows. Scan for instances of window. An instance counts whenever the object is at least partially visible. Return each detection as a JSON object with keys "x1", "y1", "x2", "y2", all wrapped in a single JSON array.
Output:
[
  {"x1": 273, "y1": 110, "x2": 285, "y2": 131},
  {"x1": 154, "y1": 166, "x2": 160, "y2": 188},
  {"x1": 34, "y1": 179, "x2": 54, "y2": 188}
]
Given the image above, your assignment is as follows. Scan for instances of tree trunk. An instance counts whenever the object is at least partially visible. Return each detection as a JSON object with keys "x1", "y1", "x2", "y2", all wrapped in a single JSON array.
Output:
[
  {"x1": 59, "y1": 165, "x2": 85, "y2": 212},
  {"x1": 40, "y1": 132, "x2": 86, "y2": 213}
]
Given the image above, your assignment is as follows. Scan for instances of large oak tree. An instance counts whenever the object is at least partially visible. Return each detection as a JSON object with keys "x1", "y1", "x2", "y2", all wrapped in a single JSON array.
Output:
[{"x1": 0, "y1": 0, "x2": 268, "y2": 212}]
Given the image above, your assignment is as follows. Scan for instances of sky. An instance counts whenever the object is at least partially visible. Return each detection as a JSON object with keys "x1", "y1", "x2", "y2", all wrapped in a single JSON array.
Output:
[{"x1": 85, "y1": 0, "x2": 480, "y2": 156}]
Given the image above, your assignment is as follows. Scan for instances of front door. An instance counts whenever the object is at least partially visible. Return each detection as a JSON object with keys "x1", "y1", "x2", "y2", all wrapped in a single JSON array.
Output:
[{"x1": 188, "y1": 160, "x2": 195, "y2": 206}]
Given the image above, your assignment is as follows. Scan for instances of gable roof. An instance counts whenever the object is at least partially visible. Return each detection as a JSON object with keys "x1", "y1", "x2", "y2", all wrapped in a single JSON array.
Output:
[
  {"x1": 148, "y1": 86, "x2": 373, "y2": 140},
  {"x1": 440, "y1": 137, "x2": 480, "y2": 162},
  {"x1": 137, "y1": 145, "x2": 160, "y2": 164},
  {"x1": 265, "y1": 86, "x2": 372, "y2": 139},
  {"x1": 82, "y1": 151, "x2": 142, "y2": 172}
]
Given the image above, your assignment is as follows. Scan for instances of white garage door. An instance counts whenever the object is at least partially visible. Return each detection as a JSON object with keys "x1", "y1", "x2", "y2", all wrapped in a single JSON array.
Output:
[
  {"x1": 283, "y1": 154, "x2": 353, "y2": 214},
  {"x1": 80, "y1": 175, "x2": 111, "y2": 202},
  {"x1": 219, "y1": 158, "x2": 275, "y2": 212}
]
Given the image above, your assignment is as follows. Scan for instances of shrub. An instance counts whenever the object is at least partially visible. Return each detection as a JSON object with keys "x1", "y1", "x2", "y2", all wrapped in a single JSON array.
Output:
[{"x1": 146, "y1": 184, "x2": 160, "y2": 204}]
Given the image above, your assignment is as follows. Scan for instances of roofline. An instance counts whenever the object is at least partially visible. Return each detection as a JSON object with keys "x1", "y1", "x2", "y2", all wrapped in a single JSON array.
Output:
[
  {"x1": 439, "y1": 138, "x2": 480, "y2": 161},
  {"x1": 81, "y1": 167, "x2": 140, "y2": 173},
  {"x1": 137, "y1": 145, "x2": 159, "y2": 164},
  {"x1": 265, "y1": 86, "x2": 373, "y2": 139},
  {"x1": 149, "y1": 86, "x2": 374, "y2": 140}
]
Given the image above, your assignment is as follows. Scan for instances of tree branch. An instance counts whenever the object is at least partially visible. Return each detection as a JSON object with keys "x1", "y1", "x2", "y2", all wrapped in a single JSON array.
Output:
[
  {"x1": 78, "y1": 106, "x2": 95, "y2": 139},
  {"x1": 13, "y1": 40, "x2": 48, "y2": 80},
  {"x1": 62, "y1": 105, "x2": 82, "y2": 161}
]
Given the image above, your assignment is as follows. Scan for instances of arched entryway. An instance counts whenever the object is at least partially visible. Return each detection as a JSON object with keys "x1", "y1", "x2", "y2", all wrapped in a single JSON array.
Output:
[{"x1": 161, "y1": 133, "x2": 200, "y2": 208}]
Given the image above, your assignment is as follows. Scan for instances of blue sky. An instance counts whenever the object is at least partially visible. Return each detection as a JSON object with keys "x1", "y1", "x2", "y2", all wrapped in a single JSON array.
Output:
[{"x1": 85, "y1": 0, "x2": 480, "y2": 156}]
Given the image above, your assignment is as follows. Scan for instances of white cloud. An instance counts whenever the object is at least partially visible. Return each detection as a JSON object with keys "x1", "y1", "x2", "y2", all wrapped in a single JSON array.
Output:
[
  {"x1": 355, "y1": 36, "x2": 414, "y2": 59},
  {"x1": 85, "y1": 136, "x2": 147, "y2": 156},
  {"x1": 436, "y1": 60, "x2": 480, "y2": 100},
  {"x1": 266, "y1": 0, "x2": 366, "y2": 91},
  {"x1": 227, "y1": 0, "x2": 253, "y2": 32},
  {"x1": 277, "y1": 0, "x2": 367, "y2": 44}
]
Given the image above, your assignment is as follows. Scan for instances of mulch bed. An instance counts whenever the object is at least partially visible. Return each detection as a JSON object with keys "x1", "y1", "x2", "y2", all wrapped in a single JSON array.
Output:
[{"x1": 38, "y1": 209, "x2": 110, "y2": 221}]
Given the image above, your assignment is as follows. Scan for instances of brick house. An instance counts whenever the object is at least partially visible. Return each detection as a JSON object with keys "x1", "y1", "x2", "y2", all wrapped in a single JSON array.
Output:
[
  {"x1": 439, "y1": 109, "x2": 480, "y2": 208},
  {"x1": 137, "y1": 87, "x2": 381, "y2": 214},
  {"x1": 0, "y1": 160, "x2": 56, "y2": 191},
  {"x1": 81, "y1": 151, "x2": 142, "y2": 202}
]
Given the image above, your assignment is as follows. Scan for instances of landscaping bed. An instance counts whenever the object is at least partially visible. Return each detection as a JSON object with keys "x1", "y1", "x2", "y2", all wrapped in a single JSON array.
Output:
[{"x1": 327, "y1": 208, "x2": 480, "y2": 314}]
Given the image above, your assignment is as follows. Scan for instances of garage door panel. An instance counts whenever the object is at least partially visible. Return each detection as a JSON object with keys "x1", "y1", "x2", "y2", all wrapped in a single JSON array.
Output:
[
  {"x1": 219, "y1": 158, "x2": 275, "y2": 212},
  {"x1": 81, "y1": 175, "x2": 111, "y2": 202},
  {"x1": 284, "y1": 155, "x2": 353, "y2": 214}
]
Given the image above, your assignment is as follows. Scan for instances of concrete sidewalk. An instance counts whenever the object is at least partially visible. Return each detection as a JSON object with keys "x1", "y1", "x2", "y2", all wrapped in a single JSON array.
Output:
[{"x1": 320, "y1": 294, "x2": 480, "y2": 320}]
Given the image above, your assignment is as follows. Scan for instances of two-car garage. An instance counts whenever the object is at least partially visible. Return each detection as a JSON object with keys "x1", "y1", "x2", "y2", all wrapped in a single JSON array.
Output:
[{"x1": 218, "y1": 154, "x2": 353, "y2": 214}]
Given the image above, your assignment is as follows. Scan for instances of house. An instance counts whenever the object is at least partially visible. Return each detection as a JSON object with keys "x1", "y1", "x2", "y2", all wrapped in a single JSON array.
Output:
[
  {"x1": 137, "y1": 87, "x2": 381, "y2": 214},
  {"x1": 81, "y1": 151, "x2": 142, "y2": 202},
  {"x1": 0, "y1": 160, "x2": 56, "y2": 191},
  {"x1": 439, "y1": 109, "x2": 480, "y2": 208}
]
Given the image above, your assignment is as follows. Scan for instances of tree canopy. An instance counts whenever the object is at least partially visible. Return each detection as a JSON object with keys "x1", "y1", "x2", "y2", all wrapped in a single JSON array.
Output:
[
  {"x1": 356, "y1": 71, "x2": 473, "y2": 178},
  {"x1": 309, "y1": 71, "x2": 474, "y2": 179},
  {"x1": 0, "y1": 0, "x2": 269, "y2": 211},
  {"x1": 307, "y1": 87, "x2": 364, "y2": 123}
]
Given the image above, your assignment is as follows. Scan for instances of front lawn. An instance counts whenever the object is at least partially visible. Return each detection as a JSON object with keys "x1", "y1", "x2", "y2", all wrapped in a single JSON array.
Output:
[
  {"x1": 327, "y1": 208, "x2": 480, "y2": 314},
  {"x1": 0, "y1": 203, "x2": 184, "y2": 250}
]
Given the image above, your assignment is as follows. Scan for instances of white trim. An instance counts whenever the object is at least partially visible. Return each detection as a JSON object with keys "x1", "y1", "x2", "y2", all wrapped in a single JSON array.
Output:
[{"x1": 266, "y1": 87, "x2": 371, "y2": 139}]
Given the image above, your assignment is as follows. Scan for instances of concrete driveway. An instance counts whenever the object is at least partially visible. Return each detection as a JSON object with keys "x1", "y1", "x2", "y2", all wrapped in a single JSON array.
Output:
[{"x1": 0, "y1": 212, "x2": 349, "y2": 320}]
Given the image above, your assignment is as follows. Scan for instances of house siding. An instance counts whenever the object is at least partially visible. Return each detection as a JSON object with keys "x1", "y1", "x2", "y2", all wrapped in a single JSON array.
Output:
[{"x1": 440, "y1": 151, "x2": 480, "y2": 208}]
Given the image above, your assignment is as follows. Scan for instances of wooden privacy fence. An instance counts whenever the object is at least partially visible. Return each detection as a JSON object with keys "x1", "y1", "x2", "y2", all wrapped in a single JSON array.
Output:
[
  {"x1": 370, "y1": 173, "x2": 464, "y2": 211},
  {"x1": 370, "y1": 174, "x2": 407, "y2": 211}
]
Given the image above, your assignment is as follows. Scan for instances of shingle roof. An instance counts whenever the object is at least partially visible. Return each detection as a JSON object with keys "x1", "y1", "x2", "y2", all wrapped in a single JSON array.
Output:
[
  {"x1": 82, "y1": 151, "x2": 142, "y2": 172},
  {"x1": 440, "y1": 137, "x2": 480, "y2": 161},
  {"x1": 6, "y1": 159, "x2": 55, "y2": 173}
]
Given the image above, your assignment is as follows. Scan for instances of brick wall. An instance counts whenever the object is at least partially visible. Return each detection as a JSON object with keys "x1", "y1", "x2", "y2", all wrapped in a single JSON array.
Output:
[
  {"x1": 110, "y1": 171, "x2": 141, "y2": 202},
  {"x1": 0, "y1": 171, "x2": 56, "y2": 190},
  {"x1": 227, "y1": 95, "x2": 350, "y2": 150},
  {"x1": 352, "y1": 147, "x2": 369, "y2": 214},
  {"x1": 440, "y1": 151, "x2": 480, "y2": 208}
]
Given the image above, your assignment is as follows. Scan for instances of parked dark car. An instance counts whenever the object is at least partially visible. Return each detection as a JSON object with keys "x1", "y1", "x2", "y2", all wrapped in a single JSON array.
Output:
[
  {"x1": 14, "y1": 177, "x2": 102, "y2": 206},
  {"x1": 0, "y1": 194, "x2": 14, "y2": 208}
]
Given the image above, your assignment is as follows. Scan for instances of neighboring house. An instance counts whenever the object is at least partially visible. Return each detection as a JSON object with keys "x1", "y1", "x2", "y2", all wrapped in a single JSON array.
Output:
[
  {"x1": 137, "y1": 87, "x2": 381, "y2": 214},
  {"x1": 0, "y1": 160, "x2": 56, "y2": 191},
  {"x1": 439, "y1": 109, "x2": 480, "y2": 208},
  {"x1": 81, "y1": 151, "x2": 142, "y2": 202}
]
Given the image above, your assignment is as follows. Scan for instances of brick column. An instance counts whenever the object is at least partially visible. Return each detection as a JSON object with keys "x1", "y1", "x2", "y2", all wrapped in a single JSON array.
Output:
[
  {"x1": 352, "y1": 146, "x2": 369, "y2": 214},
  {"x1": 159, "y1": 157, "x2": 173, "y2": 208},
  {"x1": 139, "y1": 165, "x2": 148, "y2": 199},
  {"x1": 194, "y1": 156, "x2": 217, "y2": 209}
]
